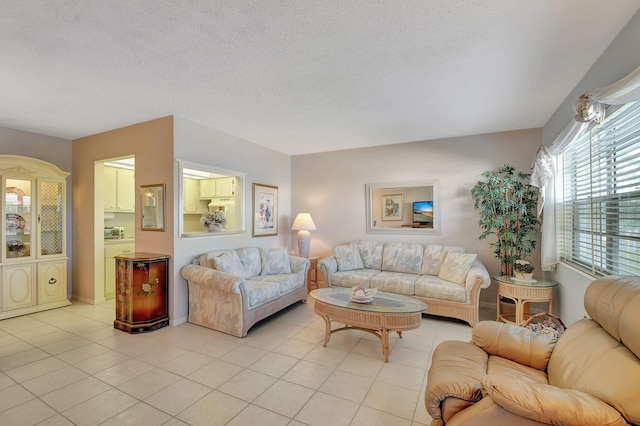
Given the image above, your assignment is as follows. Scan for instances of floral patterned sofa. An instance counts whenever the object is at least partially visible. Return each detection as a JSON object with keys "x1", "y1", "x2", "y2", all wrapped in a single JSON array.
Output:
[
  {"x1": 181, "y1": 247, "x2": 310, "y2": 337},
  {"x1": 318, "y1": 241, "x2": 490, "y2": 326}
]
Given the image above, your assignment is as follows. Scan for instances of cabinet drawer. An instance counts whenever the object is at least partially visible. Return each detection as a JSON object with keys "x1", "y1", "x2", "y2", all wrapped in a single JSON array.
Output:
[{"x1": 38, "y1": 260, "x2": 67, "y2": 304}]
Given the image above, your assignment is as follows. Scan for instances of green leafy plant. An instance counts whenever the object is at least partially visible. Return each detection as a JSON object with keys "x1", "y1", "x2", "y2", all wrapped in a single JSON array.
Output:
[{"x1": 471, "y1": 165, "x2": 540, "y2": 276}]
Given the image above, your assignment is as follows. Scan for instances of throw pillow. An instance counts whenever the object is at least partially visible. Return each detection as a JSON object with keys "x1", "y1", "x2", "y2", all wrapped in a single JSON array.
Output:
[
  {"x1": 438, "y1": 252, "x2": 476, "y2": 285},
  {"x1": 422, "y1": 245, "x2": 465, "y2": 275},
  {"x1": 335, "y1": 243, "x2": 364, "y2": 271},
  {"x1": 260, "y1": 248, "x2": 292, "y2": 275},
  {"x1": 212, "y1": 251, "x2": 244, "y2": 276}
]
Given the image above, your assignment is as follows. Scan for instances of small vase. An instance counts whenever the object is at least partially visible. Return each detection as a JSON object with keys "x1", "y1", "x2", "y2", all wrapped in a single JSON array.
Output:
[{"x1": 207, "y1": 223, "x2": 223, "y2": 232}]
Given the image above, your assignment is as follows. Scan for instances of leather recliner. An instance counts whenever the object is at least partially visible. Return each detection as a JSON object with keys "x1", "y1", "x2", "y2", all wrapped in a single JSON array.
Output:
[{"x1": 424, "y1": 275, "x2": 640, "y2": 426}]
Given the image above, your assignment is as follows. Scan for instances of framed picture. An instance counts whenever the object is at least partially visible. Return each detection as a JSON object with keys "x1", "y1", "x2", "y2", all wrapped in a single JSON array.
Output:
[
  {"x1": 140, "y1": 184, "x2": 165, "y2": 231},
  {"x1": 381, "y1": 194, "x2": 403, "y2": 221},
  {"x1": 252, "y1": 183, "x2": 278, "y2": 237}
]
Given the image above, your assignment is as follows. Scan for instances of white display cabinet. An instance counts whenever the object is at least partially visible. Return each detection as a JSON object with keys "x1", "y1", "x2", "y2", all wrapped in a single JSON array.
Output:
[{"x1": 0, "y1": 155, "x2": 70, "y2": 319}]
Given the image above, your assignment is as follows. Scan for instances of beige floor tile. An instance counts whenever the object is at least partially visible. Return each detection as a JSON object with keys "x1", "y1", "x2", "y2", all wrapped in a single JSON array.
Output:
[
  {"x1": 39, "y1": 335, "x2": 92, "y2": 355},
  {"x1": 295, "y1": 391, "x2": 359, "y2": 426},
  {"x1": 35, "y1": 414, "x2": 76, "y2": 425},
  {"x1": 253, "y1": 380, "x2": 315, "y2": 418},
  {"x1": 291, "y1": 326, "x2": 325, "y2": 343},
  {"x1": 40, "y1": 376, "x2": 112, "y2": 412},
  {"x1": 99, "y1": 402, "x2": 172, "y2": 426},
  {"x1": 413, "y1": 394, "x2": 431, "y2": 425},
  {"x1": 218, "y1": 369, "x2": 276, "y2": 402},
  {"x1": 0, "y1": 372, "x2": 16, "y2": 390},
  {"x1": 117, "y1": 367, "x2": 181, "y2": 399},
  {"x1": 144, "y1": 378, "x2": 212, "y2": 416},
  {"x1": 337, "y1": 352, "x2": 384, "y2": 379},
  {"x1": 0, "y1": 340, "x2": 35, "y2": 358},
  {"x1": 319, "y1": 370, "x2": 373, "y2": 403},
  {"x1": 386, "y1": 345, "x2": 431, "y2": 370},
  {"x1": 5, "y1": 356, "x2": 68, "y2": 383},
  {"x1": 62, "y1": 388, "x2": 138, "y2": 426},
  {"x1": 21, "y1": 365, "x2": 88, "y2": 396},
  {"x1": 248, "y1": 351, "x2": 298, "y2": 378},
  {"x1": 193, "y1": 336, "x2": 241, "y2": 358},
  {"x1": 55, "y1": 342, "x2": 111, "y2": 364},
  {"x1": 160, "y1": 351, "x2": 214, "y2": 377},
  {"x1": 0, "y1": 397, "x2": 57, "y2": 425},
  {"x1": 0, "y1": 333, "x2": 22, "y2": 347},
  {"x1": 227, "y1": 404, "x2": 290, "y2": 426},
  {"x1": 176, "y1": 389, "x2": 247, "y2": 426},
  {"x1": 220, "y1": 344, "x2": 268, "y2": 367},
  {"x1": 363, "y1": 381, "x2": 421, "y2": 420},
  {"x1": 134, "y1": 342, "x2": 189, "y2": 367},
  {"x1": 351, "y1": 405, "x2": 412, "y2": 426},
  {"x1": 94, "y1": 358, "x2": 155, "y2": 386},
  {"x1": 73, "y1": 349, "x2": 130, "y2": 375},
  {"x1": 303, "y1": 345, "x2": 349, "y2": 369},
  {"x1": 0, "y1": 383, "x2": 34, "y2": 412},
  {"x1": 260, "y1": 321, "x2": 305, "y2": 338},
  {"x1": 376, "y1": 362, "x2": 426, "y2": 392},
  {"x1": 187, "y1": 358, "x2": 243, "y2": 388},
  {"x1": 281, "y1": 360, "x2": 333, "y2": 390},
  {"x1": 272, "y1": 338, "x2": 316, "y2": 359}
]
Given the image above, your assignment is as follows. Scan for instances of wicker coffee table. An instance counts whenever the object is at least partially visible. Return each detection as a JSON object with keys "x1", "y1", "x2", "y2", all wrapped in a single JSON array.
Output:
[{"x1": 309, "y1": 288, "x2": 427, "y2": 362}]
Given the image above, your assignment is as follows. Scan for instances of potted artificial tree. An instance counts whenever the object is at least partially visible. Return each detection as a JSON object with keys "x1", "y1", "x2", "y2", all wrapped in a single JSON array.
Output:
[{"x1": 471, "y1": 164, "x2": 540, "y2": 276}]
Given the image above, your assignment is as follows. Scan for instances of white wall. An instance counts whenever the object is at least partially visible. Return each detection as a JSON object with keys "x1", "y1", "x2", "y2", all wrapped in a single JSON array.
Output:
[
  {"x1": 172, "y1": 117, "x2": 292, "y2": 324},
  {"x1": 542, "y1": 10, "x2": 640, "y2": 325},
  {"x1": 291, "y1": 129, "x2": 542, "y2": 307},
  {"x1": 0, "y1": 126, "x2": 73, "y2": 295}
]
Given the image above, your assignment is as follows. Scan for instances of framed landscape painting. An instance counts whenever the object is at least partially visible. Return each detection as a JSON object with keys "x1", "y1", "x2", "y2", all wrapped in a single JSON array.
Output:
[{"x1": 252, "y1": 183, "x2": 278, "y2": 237}]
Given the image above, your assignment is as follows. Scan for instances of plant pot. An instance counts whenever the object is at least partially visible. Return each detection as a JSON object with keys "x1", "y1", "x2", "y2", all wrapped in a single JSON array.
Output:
[
  {"x1": 514, "y1": 272, "x2": 533, "y2": 281},
  {"x1": 206, "y1": 223, "x2": 224, "y2": 232}
]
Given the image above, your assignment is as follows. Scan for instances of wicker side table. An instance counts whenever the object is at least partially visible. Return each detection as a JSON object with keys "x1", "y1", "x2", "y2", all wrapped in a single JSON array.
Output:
[{"x1": 494, "y1": 275, "x2": 558, "y2": 325}]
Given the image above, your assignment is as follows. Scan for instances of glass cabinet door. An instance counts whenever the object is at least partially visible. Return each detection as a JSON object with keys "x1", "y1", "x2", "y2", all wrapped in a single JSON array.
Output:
[
  {"x1": 39, "y1": 180, "x2": 64, "y2": 256},
  {"x1": 5, "y1": 178, "x2": 34, "y2": 260}
]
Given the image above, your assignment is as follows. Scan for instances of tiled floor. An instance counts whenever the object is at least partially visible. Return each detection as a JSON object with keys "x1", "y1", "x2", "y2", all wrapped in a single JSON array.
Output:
[{"x1": 0, "y1": 299, "x2": 488, "y2": 426}]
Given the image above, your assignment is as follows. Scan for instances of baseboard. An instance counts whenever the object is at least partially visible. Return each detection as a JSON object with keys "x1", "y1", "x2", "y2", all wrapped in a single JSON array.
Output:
[{"x1": 171, "y1": 316, "x2": 188, "y2": 326}]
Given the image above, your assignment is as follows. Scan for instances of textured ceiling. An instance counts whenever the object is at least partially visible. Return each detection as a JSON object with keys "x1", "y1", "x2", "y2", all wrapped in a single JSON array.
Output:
[{"x1": 1, "y1": 1, "x2": 639, "y2": 155}]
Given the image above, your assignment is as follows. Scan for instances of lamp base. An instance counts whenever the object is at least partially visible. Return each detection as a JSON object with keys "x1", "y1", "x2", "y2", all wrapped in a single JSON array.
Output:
[{"x1": 297, "y1": 230, "x2": 311, "y2": 258}]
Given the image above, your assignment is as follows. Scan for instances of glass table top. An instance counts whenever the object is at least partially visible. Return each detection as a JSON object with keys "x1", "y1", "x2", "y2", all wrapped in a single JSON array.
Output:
[
  {"x1": 310, "y1": 287, "x2": 427, "y2": 314},
  {"x1": 493, "y1": 275, "x2": 559, "y2": 288}
]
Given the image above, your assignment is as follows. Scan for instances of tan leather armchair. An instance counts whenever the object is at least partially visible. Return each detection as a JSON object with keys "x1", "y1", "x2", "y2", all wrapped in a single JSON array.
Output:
[{"x1": 424, "y1": 275, "x2": 640, "y2": 426}]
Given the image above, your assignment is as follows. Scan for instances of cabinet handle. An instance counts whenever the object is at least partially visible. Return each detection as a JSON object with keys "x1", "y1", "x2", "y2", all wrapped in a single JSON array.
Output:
[{"x1": 48, "y1": 278, "x2": 57, "y2": 285}]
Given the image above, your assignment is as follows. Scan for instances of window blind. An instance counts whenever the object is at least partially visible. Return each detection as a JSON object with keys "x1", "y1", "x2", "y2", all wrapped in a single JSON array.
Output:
[{"x1": 559, "y1": 101, "x2": 640, "y2": 276}]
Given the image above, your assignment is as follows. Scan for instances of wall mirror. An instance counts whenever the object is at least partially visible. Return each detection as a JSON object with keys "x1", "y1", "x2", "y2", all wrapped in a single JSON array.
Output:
[
  {"x1": 365, "y1": 180, "x2": 440, "y2": 235},
  {"x1": 140, "y1": 184, "x2": 165, "y2": 231}
]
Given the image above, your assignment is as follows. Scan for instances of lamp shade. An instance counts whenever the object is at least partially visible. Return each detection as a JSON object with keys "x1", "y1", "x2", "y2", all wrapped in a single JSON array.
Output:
[{"x1": 291, "y1": 213, "x2": 316, "y2": 231}]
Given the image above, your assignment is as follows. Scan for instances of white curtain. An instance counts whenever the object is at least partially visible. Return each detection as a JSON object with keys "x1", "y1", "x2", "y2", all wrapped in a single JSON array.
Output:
[{"x1": 538, "y1": 64, "x2": 640, "y2": 271}]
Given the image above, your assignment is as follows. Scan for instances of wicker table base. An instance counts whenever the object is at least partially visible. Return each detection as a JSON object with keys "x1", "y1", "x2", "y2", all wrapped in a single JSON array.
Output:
[{"x1": 311, "y1": 289, "x2": 426, "y2": 362}]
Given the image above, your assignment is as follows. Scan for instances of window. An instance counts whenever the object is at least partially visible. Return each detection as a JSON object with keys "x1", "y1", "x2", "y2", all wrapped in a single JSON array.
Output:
[
  {"x1": 557, "y1": 101, "x2": 640, "y2": 276},
  {"x1": 178, "y1": 160, "x2": 245, "y2": 237}
]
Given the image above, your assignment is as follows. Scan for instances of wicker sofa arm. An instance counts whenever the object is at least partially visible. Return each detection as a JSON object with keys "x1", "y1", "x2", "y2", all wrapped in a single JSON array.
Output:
[
  {"x1": 464, "y1": 260, "x2": 490, "y2": 292},
  {"x1": 289, "y1": 255, "x2": 311, "y2": 275},
  {"x1": 181, "y1": 264, "x2": 244, "y2": 295},
  {"x1": 318, "y1": 256, "x2": 337, "y2": 286}
]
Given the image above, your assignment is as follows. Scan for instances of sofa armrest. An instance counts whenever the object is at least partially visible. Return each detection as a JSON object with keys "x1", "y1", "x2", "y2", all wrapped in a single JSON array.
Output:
[
  {"x1": 318, "y1": 256, "x2": 337, "y2": 286},
  {"x1": 472, "y1": 321, "x2": 557, "y2": 371},
  {"x1": 464, "y1": 259, "x2": 490, "y2": 293},
  {"x1": 481, "y1": 375, "x2": 628, "y2": 426},
  {"x1": 181, "y1": 264, "x2": 244, "y2": 295},
  {"x1": 289, "y1": 255, "x2": 310, "y2": 275},
  {"x1": 425, "y1": 340, "x2": 488, "y2": 424}
]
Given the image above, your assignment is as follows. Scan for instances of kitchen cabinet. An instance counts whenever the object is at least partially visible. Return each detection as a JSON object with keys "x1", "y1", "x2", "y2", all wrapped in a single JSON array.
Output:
[
  {"x1": 105, "y1": 240, "x2": 135, "y2": 299},
  {"x1": 199, "y1": 177, "x2": 235, "y2": 199},
  {"x1": 183, "y1": 178, "x2": 201, "y2": 213},
  {"x1": 104, "y1": 166, "x2": 135, "y2": 212},
  {"x1": 1, "y1": 155, "x2": 70, "y2": 319}
]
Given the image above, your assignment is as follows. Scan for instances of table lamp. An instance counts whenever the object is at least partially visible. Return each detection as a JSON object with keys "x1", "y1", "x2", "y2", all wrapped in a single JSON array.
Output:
[{"x1": 291, "y1": 213, "x2": 316, "y2": 258}]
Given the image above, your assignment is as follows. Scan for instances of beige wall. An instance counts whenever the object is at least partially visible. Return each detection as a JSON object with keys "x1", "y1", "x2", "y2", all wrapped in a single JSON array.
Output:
[
  {"x1": 72, "y1": 117, "x2": 174, "y2": 304},
  {"x1": 291, "y1": 129, "x2": 543, "y2": 307}
]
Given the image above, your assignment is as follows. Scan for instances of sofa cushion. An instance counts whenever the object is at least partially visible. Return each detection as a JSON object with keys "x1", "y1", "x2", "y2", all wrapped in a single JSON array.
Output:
[
  {"x1": 235, "y1": 247, "x2": 262, "y2": 278},
  {"x1": 260, "y1": 248, "x2": 292, "y2": 275},
  {"x1": 334, "y1": 243, "x2": 364, "y2": 271},
  {"x1": 370, "y1": 271, "x2": 418, "y2": 295},
  {"x1": 244, "y1": 279, "x2": 281, "y2": 309},
  {"x1": 438, "y1": 252, "x2": 477, "y2": 284},
  {"x1": 415, "y1": 275, "x2": 466, "y2": 302},
  {"x1": 212, "y1": 250, "x2": 245, "y2": 276},
  {"x1": 482, "y1": 375, "x2": 628, "y2": 426},
  {"x1": 330, "y1": 269, "x2": 380, "y2": 288},
  {"x1": 381, "y1": 242, "x2": 423, "y2": 274},
  {"x1": 253, "y1": 273, "x2": 303, "y2": 295},
  {"x1": 356, "y1": 240, "x2": 384, "y2": 270},
  {"x1": 421, "y1": 245, "x2": 465, "y2": 275}
]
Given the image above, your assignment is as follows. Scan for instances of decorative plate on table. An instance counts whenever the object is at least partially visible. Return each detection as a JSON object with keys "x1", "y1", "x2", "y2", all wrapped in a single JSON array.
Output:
[
  {"x1": 6, "y1": 213, "x2": 26, "y2": 231},
  {"x1": 350, "y1": 295, "x2": 374, "y2": 303},
  {"x1": 349, "y1": 286, "x2": 377, "y2": 303},
  {"x1": 7, "y1": 240, "x2": 26, "y2": 258}
]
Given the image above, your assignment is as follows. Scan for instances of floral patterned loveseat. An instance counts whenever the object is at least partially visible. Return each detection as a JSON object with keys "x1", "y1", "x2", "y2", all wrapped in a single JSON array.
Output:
[
  {"x1": 318, "y1": 241, "x2": 490, "y2": 326},
  {"x1": 181, "y1": 247, "x2": 310, "y2": 337}
]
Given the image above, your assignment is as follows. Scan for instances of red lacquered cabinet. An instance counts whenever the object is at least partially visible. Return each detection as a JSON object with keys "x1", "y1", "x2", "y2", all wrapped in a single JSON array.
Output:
[{"x1": 114, "y1": 252, "x2": 170, "y2": 333}]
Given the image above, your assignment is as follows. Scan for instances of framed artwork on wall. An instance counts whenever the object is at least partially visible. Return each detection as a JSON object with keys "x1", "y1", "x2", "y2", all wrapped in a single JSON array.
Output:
[
  {"x1": 140, "y1": 183, "x2": 165, "y2": 231},
  {"x1": 381, "y1": 194, "x2": 403, "y2": 221},
  {"x1": 252, "y1": 183, "x2": 278, "y2": 237}
]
